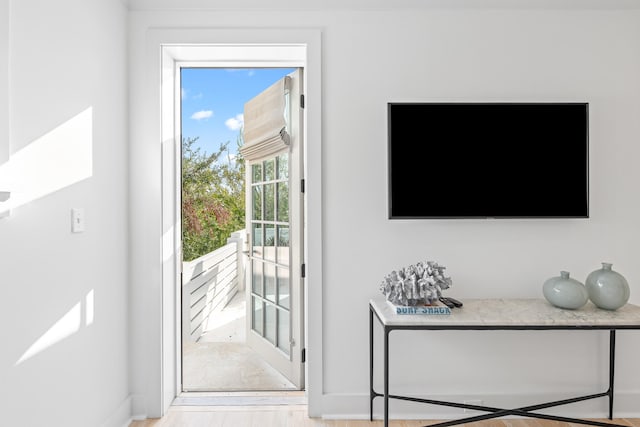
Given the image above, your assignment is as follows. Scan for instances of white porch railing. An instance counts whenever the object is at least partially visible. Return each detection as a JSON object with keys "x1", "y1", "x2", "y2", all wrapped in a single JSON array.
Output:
[{"x1": 182, "y1": 230, "x2": 246, "y2": 342}]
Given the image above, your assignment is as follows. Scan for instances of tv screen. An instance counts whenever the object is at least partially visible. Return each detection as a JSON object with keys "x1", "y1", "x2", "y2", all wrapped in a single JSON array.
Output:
[{"x1": 388, "y1": 102, "x2": 589, "y2": 219}]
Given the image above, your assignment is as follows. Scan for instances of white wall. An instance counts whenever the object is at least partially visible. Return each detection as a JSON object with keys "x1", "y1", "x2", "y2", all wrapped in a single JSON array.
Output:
[
  {"x1": 0, "y1": 1, "x2": 130, "y2": 426},
  {"x1": 129, "y1": 3, "x2": 640, "y2": 420},
  {"x1": 0, "y1": 0, "x2": 8, "y2": 165}
]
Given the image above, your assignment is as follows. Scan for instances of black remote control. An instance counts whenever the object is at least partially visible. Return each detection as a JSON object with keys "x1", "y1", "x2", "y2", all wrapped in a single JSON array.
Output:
[
  {"x1": 445, "y1": 297, "x2": 463, "y2": 308},
  {"x1": 438, "y1": 297, "x2": 456, "y2": 309}
]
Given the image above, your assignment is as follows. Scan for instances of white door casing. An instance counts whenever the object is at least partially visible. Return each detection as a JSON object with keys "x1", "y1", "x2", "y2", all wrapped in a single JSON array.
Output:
[{"x1": 141, "y1": 32, "x2": 322, "y2": 418}]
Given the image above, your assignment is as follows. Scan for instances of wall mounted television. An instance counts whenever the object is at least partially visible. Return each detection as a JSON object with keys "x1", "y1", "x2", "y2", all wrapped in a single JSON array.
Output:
[{"x1": 388, "y1": 102, "x2": 589, "y2": 219}]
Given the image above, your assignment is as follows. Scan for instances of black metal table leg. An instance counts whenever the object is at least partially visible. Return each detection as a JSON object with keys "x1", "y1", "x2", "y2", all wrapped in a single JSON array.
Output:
[
  {"x1": 384, "y1": 326, "x2": 390, "y2": 427},
  {"x1": 609, "y1": 329, "x2": 616, "y2": 420},
  {"x1": 369, "y1": 306, "x2": 374, "y2": 421}
]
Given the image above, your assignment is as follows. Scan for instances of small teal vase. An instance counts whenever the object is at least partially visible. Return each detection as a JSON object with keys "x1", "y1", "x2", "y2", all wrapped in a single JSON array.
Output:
[
  {"x1": 585, "y1": 262, "x2": 630, "y2": 311},
  {"x1": 543, "y1": 271, "x2": 589, "y2": 310}
]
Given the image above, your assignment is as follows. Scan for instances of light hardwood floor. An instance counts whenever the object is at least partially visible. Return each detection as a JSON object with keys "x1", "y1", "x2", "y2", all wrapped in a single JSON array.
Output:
[{"x1": 129, "y1": 406, "x2": 640, "y2": 427}]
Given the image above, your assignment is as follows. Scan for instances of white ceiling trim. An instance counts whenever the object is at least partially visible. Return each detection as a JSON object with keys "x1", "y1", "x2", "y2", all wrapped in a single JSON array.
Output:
[{"x1": 126, "y1": 0, "x2": 640, "y2": 11}]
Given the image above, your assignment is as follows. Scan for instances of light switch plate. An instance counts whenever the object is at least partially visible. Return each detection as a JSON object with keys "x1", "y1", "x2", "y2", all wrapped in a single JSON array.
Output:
[{"x1": 71, "y1": 208, "x2": 85, "y2": 233}]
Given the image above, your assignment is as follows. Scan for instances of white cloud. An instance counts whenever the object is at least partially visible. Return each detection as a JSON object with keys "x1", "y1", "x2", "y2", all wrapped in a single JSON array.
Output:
[
  {"x1": 191, "y1": 110, "x2": 213, "y2": 120},
  {"x1": 247, "y1": 70, "x2": 255, "y2": 77},
  {"x1": 181, "y1": 88, "x2": 187, "y2": 100},
  {"x1": 225, "y1": 114, "x2": 244, "y2": 131}
]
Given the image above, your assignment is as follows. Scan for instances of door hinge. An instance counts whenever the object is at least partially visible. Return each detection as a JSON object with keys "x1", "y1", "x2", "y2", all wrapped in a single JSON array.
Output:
[
  {"x1": 301, "y1": 263, "x2": 306, "y2": 278},
  {"x1": 301, "y1": 348, "x2": 306, "y2": 363},
  {"x1": 300, "y1": 94, "x2": 305, "y2": 109},
  {"x1": 301, "y1": 179, "x2": 305, "y2": 193}
]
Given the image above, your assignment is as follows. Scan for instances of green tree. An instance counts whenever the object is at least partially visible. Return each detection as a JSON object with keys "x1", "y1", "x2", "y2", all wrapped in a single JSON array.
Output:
[{"x1": 182, "y1": 134, "x2": 245, "y2": 261}]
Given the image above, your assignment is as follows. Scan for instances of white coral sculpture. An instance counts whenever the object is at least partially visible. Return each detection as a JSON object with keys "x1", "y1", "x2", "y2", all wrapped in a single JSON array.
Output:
[{"x1": 380, "y1": 261, "x2": 452, "y2": 306}]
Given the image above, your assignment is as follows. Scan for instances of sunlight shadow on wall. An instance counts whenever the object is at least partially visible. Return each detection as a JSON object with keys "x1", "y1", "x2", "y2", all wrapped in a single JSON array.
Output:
[
  {"x1": 15, "y1": 289, "x2": 95, "y2": 366},
  {"x1": 0, "y1": 107, "x2": 93, "y2": 213}
]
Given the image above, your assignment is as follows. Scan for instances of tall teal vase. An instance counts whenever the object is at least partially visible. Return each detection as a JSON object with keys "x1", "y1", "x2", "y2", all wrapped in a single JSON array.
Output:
[{"x1": 585, "y1": 262, "x2": 630, "y2": 311}]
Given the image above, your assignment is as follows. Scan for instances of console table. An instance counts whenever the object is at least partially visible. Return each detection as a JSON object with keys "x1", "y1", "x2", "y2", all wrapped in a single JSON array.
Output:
[{"x1": 369, "y1": 297, "x2": 640, "y2": 427}]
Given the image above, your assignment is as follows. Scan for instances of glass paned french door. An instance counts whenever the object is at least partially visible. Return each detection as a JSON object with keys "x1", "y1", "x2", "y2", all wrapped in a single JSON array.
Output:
[
  {"x1": 250, "y1": 153, "x2": 291, "y2": 356},
  {"x1": 244, "y1": 69, "x2": 303, "y2": 388}
]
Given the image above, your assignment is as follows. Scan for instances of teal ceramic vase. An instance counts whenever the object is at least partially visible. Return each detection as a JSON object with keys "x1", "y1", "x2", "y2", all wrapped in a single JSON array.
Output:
[
  {"x1": 543, "y1": 271, "x2": 589, "y2": 310},
  {"x1": 585, "y1": 262, "x2": 630, "y2": 311}
]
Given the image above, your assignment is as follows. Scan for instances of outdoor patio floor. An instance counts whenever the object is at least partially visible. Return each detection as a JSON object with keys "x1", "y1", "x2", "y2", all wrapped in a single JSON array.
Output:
[{"x1": 182, "y1": 291, "x2": 297, "y2": 392}]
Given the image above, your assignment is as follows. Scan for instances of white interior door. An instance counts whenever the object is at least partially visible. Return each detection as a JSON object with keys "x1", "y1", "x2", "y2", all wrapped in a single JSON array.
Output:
[{"x1": 242, "y1": 69, "x2": 304, "y2": 388}]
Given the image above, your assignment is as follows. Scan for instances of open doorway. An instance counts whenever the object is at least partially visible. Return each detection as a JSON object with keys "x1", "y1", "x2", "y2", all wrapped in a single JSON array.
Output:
[{"x1": 179, "y1": 67, "x2": 305, "y2": 392}]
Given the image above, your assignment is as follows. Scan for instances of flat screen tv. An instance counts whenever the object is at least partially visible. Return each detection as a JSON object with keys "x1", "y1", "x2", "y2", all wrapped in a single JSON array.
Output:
[{"x1": 388, "y1": 102, "x2": 589, "y2": 219}]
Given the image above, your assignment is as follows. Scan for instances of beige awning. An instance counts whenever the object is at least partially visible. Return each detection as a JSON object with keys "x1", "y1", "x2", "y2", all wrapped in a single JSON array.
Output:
[{"x1": 240, "y1": 76, "x2": 291, "y2": 161}]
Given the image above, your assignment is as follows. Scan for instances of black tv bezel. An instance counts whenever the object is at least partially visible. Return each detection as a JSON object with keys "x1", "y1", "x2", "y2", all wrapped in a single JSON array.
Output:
[{"x1": 387, "y1": 102, "x2": 590, "y2": 220}]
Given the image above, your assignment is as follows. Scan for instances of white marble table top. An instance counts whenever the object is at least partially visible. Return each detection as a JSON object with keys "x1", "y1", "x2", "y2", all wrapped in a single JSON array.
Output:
[{"x1": 370, "y1": 297, "x2": 640, "y2": 328}]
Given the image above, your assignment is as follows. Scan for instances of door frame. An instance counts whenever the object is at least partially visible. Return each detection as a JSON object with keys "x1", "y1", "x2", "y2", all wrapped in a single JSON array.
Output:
[
  {"x1": 172, "y1": 54, "x2": 304, "y2": 393},
  {"x1": 150, "y1": 30, "x2": 323, "y2": 418}
]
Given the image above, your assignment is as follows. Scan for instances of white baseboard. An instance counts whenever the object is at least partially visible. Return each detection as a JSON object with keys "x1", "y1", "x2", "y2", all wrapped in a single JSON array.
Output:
[
  {"x1": 99, "y1": 394, "x2": 148, "y2": 427},
  {"x1": 100, "y1": 395, "x2": 133, "y2": 427},
  {"x1": 319, "y1": 390, "x2": 640, "y2": 420},
  {"x1": 130, "y1": 393, "x2": 148, "y2": 422},
  {"x1": 126, "y1": 415, "x2": 149, "y2": 427}
]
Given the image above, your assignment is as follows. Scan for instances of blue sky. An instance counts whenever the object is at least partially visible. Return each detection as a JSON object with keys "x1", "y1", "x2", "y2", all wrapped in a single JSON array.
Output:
[{"x1": 181, "y1": 68, "x2": 295, "y2": 156}]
